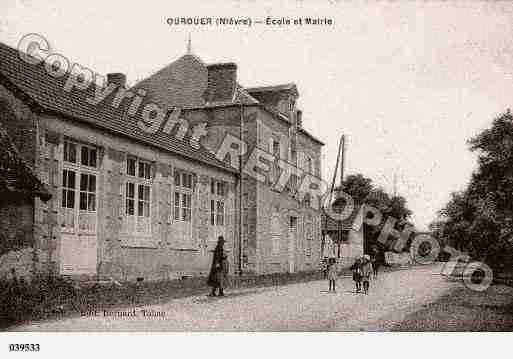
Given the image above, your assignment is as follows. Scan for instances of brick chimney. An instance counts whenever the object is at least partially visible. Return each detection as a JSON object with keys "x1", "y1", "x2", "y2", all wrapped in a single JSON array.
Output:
[
  {"x1": 107, "y1": 72, "x2": 127, "y2": 88},
  {"x1": 204, "y1": 63, "x2": 237, "y2": 102}
]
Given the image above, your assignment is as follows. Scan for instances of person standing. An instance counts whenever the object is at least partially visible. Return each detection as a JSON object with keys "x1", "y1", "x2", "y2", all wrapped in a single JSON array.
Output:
[
  {"x1": 217, "y1": 254, "x2": 230, "y2": 296},
  {"x1": 350, "y1": 257, "x2": 362, "y2": 293},
  {"x1": 371, "y1": 246, "x2": 380, "y2": 279},
  {"x1": 207, "y1": 236, "x2": 225, "y2": 296},
  {"x1": 361, "y1": 254, "x2": 373, "y2": 295},
  {"x1": 327, "y1": 257, "x2": 338, "y2": 292}
]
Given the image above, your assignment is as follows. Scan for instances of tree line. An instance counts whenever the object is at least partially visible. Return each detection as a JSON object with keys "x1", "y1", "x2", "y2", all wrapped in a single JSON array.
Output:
[{"x1": 430, "y1": 110, "x2": 513, "y2": 273}]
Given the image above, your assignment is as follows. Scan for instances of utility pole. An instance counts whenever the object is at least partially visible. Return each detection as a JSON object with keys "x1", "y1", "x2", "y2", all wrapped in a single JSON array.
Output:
[
  {"x1": 337, "y1": 135, "x2": 345, "y2": 258},
  {"x1": 323, "y1": 135, "x2": 343, "y2": 260},
  {"x1": 239, "y1": 104, "x2": 244, "y2": 276},
  {"x1": 339, "y1": 135, "x2": 345, "y2": 189}
]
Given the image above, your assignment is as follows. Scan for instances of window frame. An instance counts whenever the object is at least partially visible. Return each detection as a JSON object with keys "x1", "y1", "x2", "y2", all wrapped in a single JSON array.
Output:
[
  {"x1": 61, "y1": 140, "x2": 99, "y2": 233},
  {"x1": 209, "y1": 179, "x2": 226, "y2": 227},
  {"x1": 174, "y1": 169, "x2": 195, "y2": 223},
  {"x1": 124, "y1": 156, "x2": 153, "y2": 235}
]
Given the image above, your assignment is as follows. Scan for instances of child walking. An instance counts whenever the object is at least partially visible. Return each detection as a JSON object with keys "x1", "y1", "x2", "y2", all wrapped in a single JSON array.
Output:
[
  {"x1": 350, "y1": 257, "x2": 362, "y2": 292},
  {"x1": 327, "y1": 257, "x2": 338, "y2": 292},
  {"x1": 361, "y1": 254, "x2": 373, "y2": 295}
]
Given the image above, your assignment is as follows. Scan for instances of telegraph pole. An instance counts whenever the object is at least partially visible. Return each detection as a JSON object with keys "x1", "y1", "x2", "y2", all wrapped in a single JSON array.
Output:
[
  {"x1": 239, "y1": 104, "x2": 244, "y2": 276},
  {"x1": 323, "y1": 135, "x2": 343, "y2": 259},
  {"x1": 339, "y1": 135, "x2": 345, "y2": 189},
  {"x1": 337, "y1": 135, "x2": 345, "y2": 258}
]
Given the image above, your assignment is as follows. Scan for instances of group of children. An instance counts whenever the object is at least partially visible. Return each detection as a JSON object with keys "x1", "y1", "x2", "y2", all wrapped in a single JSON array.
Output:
[{"x1": 326, "y1": 254, "x2": 375, "y2": 295}]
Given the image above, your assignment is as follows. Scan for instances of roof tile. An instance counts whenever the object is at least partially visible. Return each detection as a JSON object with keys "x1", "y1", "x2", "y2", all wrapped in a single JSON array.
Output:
[{"x1": 0, "y1": 42, "x2": 237, "y2": 174}]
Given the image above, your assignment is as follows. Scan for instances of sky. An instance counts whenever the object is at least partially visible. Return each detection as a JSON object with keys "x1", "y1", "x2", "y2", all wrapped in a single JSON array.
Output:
[{"x1": 2, "y1": 0, "x2": 513, "y2": 229}]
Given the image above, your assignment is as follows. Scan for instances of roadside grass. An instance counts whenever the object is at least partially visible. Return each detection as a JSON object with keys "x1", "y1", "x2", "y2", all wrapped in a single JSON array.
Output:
[{"x1": 391, "y1": 284, "x2": 513, "y2": 331}]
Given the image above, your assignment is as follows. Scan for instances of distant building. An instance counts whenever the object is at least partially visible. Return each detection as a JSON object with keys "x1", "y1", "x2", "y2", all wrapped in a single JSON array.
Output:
[{"x1": 322, "y1": 202, "x2": 364, "y2": 268}]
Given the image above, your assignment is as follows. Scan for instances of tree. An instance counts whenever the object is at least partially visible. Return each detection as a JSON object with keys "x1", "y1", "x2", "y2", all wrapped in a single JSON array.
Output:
[
  {"x1": 333, "y1": 174, "x2": 413, "y2": 253},
  {"x1": 337, "y1": 174, "x2": 373, "y2": 204},
  {"x1": 433, "y1": 110, "x2": 513, "y2": 272}
]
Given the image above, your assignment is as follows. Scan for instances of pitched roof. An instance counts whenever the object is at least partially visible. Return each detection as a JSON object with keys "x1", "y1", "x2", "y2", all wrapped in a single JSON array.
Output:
[
  {"x1": 246, "y1": 83, "x2": 298, "y2": 96},
  {"x1": 0, "y1": 123, "x2": 51, "y2": 201},
  {"x1": 299, "y1": 127, "x2": 325, "y2": 146},
  {"x1": 0, "y1": 42, "x2": 237, "y2": 174}
]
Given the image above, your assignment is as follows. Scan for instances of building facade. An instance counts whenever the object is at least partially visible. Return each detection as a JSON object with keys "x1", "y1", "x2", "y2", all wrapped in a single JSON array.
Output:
[
  {"x1": 0, "y1": 42, "x2": 240, "y2": 281},
  {"x1": 134, "y1": 49, "x2": 325, "y2": 274},
  {"x1": 0, "y1": 40, "x2": 325, "y2": 281}
]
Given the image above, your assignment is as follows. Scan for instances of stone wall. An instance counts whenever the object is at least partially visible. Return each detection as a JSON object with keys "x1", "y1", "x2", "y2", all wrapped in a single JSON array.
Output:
[{"x1": 0, "y1": 84, "x2": 38, "y2": 280}]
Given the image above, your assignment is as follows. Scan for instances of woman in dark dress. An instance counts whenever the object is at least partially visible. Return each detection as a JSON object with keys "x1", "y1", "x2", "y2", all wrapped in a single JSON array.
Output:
[
  {"x1": 371, "y1": 246, "x2": 382, "y2": 278},
  {"x1": 207, "y1": 236, "x2": 225, "y2": 296}
]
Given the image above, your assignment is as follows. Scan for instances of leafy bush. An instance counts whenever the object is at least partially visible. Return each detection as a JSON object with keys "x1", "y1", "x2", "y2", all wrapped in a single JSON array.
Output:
[{"x1": 0, "y1": 275, "x2": 76, "y2": 329}]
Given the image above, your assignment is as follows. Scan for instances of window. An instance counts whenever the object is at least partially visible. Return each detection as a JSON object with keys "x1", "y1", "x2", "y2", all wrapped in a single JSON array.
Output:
[
  {"x1": 217, "y1": 181, "x2": 225, "y2": 196},
  {"x1": 174, "y1": 192, "x2": 181, "y2": 221},
  {"x1": 174, "y1": 170, "x2": 194, "y2": 223},
  {"x1": 64, "y1": 142, "x2": 77, "y2": 164},
  {"x1": 181, "y1": 192, "x2": 192, "y2": 222},
  {"x1": 216, "y1": 201, "x2": 224, "y2": 226},
  {"x1": 79, "y1": 173, "x2": 96, "y2": 211},
  {"x1": 61, "y1": 140, "x2": 98, "y2": 232},
  {"x1": 126, "y1": 182, "x2": 135, "y2": 215},
  {"x1": 124, "y1": 157, "x2": 152, "y2": 234},
  {"x1": 138, "y1": 161, "x2": 151, "y2": 179},
  {"x1": 81, "y1": 146, "x2": 97, "y2": 168},
  {"x1": 61, "y1": 169, "x2": 76, "y2": 209},
  {"x1": 138, "y1": 185, "x2": 150, "y2": 217},
  {"x1": 63, "y1": 141, "x2": 96, "y2": 168},
  {"x1": 210, "y1": 200, "x2": 215, "y2": 225},
  {"x1": 290, "y1": 149, "x2": 297, "y2": 165},
  {"x1": 307, "y1": 156, "x2": 313, "y2": 174},
  {"x1": 210, "y1": 179, "x2": 225, "y2": 226},
  {"x1": 127, "y1": 157, "x2": 136, "y2": 176}
]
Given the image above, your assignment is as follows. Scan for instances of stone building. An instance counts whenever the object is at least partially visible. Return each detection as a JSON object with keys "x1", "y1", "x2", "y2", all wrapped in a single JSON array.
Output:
[
  {"x1": 0, "y1": 40, "x2": 325, "y2": 281},
  {"x1": 132, "y1": 45, "x2": 325, "y2": 274}
]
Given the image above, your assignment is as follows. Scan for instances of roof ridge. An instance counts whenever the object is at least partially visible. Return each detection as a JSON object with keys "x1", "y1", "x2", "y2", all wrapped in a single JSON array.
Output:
[{"x1": 0, "y1": 41, "x2": 237, "y2": 174}]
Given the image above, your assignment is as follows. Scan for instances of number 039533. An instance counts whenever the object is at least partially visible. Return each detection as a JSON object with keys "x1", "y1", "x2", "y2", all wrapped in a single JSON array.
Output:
[{"x1": 9, "y1": 344, "x2": 40, "y2": 352}]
